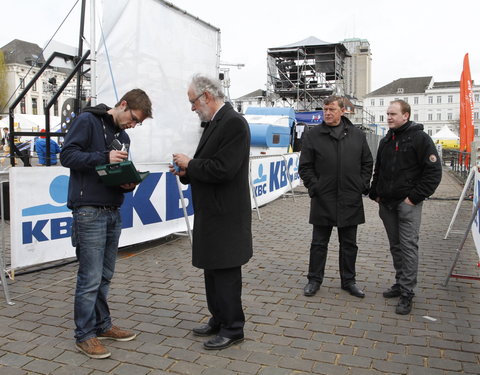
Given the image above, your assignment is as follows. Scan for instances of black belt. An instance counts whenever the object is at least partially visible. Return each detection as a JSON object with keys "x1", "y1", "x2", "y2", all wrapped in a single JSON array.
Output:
[{"x1": 81, "y1": 205, "x2": 119, "y2": 211}]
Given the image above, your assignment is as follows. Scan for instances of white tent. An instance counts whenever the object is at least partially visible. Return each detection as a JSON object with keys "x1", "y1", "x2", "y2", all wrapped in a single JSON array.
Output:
[{"x1": 432, "y1": 125, "x2": 459, "y2": 140}]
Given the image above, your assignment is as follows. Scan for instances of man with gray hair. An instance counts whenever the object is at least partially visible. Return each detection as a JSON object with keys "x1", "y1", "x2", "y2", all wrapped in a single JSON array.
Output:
[{"x1": 171, "y1": 74, "x2": 252, "y2": 350}]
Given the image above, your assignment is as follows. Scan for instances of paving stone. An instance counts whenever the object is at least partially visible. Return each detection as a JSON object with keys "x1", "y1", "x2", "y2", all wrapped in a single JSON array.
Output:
[
  {"x1": 23, "y1": 358, "x2": 61, "y2": 374},
  {"x1": 0, "y1": 171, "x2": 478, "y2": 374},
  {"x1": 0, "y1": 365, "x2": 29, "y2": 375}
]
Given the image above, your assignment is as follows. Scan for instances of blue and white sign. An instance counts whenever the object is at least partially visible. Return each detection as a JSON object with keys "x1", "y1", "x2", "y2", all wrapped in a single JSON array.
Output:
[
  {"x1": 9, "y1": 165, "x2": 193, "y2": 270},
  {"x1": 250, "y1": 154, "x2": 300, "y2": 207}
]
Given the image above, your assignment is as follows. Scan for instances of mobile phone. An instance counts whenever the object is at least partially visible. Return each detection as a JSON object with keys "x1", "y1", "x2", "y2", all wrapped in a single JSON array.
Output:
[{"x1": 172, "y1": 159, "x2": 181, "y2": 172}]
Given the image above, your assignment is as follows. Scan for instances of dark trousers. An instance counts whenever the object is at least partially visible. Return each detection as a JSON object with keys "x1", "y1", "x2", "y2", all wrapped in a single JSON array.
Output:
[
  {"x1": 379, "y1": 201, "x2": 422, "y2": 296},
  {"x1": 307, "y1": 225, "x2": 358, "y2": 288},
  {"x1": 204, "y1": 267, "x2": 245, "y2": 339}
]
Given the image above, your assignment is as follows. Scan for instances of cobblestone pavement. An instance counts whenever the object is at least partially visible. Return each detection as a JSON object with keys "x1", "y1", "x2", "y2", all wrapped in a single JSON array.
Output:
[{"x1": 0, "y1": 168, "x2": 479, "y2": 374}]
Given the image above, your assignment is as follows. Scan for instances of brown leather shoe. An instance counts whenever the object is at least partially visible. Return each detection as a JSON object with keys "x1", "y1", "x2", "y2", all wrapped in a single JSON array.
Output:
[
  {"x1": 98, "y1": 326, "x2": 137, "y2": 342},
  {"x1": 75, "y1": 337, "x2": 111, "y2": 359}
]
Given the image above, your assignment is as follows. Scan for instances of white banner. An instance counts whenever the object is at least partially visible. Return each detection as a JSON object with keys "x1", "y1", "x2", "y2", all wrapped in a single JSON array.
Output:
[
  {"x1": 250, "y1": 153, "x2": 301, "y2": 207},
  {"x1": 96, "y1": 0, "x2": 220, "y2": 164},
  {"x1": 9, "y1": 154, "x2": 300, "y2": 270},
  {"x1": 9, "y1": 165, "x2": 193, "y2": 270},
  {"x1": 471, "y1": 169, "x2": 480, "y2": 259}
]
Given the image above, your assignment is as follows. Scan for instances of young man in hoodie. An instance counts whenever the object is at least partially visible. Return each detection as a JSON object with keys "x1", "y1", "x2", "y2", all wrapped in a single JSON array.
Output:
[
  {"x1": 61, "y1": 89, "x2": 152, "y2": 359},
  {"x1": 369, "y1": 99, "x2": 441, "y2": 315}
]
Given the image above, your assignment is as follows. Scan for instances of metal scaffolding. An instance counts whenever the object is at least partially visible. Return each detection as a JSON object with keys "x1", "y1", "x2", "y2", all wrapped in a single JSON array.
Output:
[{"x1": 267, "y1": 37, "x2": 349, "y2": 111}]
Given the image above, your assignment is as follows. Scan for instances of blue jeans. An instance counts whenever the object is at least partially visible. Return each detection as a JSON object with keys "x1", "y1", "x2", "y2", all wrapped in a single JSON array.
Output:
[{"x1": 72, "y1": 206, "x2": 122, "y2": 343}]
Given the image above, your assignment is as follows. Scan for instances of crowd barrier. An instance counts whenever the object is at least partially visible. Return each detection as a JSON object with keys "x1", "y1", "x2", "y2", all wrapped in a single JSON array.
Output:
[{"x1": 1, "y1": 153, "x2": 300, "y2": 278}]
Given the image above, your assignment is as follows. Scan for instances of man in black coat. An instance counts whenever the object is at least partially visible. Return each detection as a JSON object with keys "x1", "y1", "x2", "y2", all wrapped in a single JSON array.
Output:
[
  {"x1": 369, "y1": 100, "x2": 441, "y2": 315},
  {"x1": 299, "y1": 96, "x2": 373, "y2": 298},
  {"x1": 172, "y1": 75, "x2": 252, "y2": 350}
]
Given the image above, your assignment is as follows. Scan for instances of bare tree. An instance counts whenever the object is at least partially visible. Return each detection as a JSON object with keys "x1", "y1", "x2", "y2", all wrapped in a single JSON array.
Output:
[{"x1": 0, "y1": 50, "x2": 8, "y2": 113}]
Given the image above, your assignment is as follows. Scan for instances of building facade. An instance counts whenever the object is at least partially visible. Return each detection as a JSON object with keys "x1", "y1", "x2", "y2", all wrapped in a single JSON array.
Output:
[
  {"x1": 1, "y1": 39, "x2": 89, "y2": 127},
  {"x1": 341, "y1": 38, "x2": 372, "y2": 101},
  {"x1": 364, "y1": 77, "x2": 480, "y2": 137}
]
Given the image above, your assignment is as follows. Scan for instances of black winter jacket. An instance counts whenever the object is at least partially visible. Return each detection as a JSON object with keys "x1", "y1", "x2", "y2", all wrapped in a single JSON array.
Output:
[
  {"x1": 369, "y1": 121, "x2": 442, "y2": 207},
  {"x1": 299, "y1": 117, "x2": 373, "y2": 227},
  {"x1": 60, "y1": 104, "x2": 132, "y2": 209}
]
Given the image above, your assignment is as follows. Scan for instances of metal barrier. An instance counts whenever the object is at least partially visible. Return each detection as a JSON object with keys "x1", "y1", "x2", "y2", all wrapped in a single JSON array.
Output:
[
  {"x1": 442, "y1": 149, "x2": 472, "y2": 183},
  {"x1": 0, "y1": 172, "x2": 13, "y2": 305}
]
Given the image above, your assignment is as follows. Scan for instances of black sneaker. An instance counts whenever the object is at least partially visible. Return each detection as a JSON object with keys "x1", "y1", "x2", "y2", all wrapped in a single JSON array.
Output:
[
  {"x1": 395, "y1": 295, "x2": 413, "y2": 315},
  {"x1": 383, "y1": 285, "x2": 401, "y2": 298}
]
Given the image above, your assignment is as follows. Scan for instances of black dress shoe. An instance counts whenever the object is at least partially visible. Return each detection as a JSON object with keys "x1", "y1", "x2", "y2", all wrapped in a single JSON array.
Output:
[
  {"x1": 203, "y1": 335, "x2": 244, "y2": 350},
  {"x1": 192, "y1": 324, "x2": 220, "y2": 337},
  {"x1": 342, "y1": 284, "x2": 365, "y2": 298},
  {"x1": 303, "y1": 281, "x2": 321, "y2": 296}
]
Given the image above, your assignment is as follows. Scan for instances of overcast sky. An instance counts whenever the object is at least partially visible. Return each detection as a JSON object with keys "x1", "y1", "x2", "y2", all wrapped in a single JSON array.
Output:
[{"x1": 2, "y1": 0, "x2": 479, "y2": 98}]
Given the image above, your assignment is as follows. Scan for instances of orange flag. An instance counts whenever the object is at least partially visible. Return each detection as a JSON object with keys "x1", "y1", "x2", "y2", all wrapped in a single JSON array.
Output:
[{"x1": 460, "y1": 53, "x2": 475, "y2": 166}]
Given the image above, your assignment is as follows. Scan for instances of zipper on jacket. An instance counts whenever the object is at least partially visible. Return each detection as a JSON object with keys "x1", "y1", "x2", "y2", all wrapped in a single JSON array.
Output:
[{"x1": 393, "y1": 134, "x2": 399, "y2": 151}]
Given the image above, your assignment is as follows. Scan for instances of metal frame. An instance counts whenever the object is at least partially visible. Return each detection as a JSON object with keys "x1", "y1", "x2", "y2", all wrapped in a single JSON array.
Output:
[
  {"x1": 444, "y1": 166, "x2": 475, "y2": 239},
  {"x1": 0, "y1": 174, "x2": 13, "y2": 305},
  {"x1": 444, "y1": 197, "x2": 480, "y2": 286}
]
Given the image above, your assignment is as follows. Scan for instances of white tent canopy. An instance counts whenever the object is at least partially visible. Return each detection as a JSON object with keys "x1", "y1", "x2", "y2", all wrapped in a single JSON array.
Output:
[{"x1": 432, "y1": 125, "x2": 459, "y2": 140}]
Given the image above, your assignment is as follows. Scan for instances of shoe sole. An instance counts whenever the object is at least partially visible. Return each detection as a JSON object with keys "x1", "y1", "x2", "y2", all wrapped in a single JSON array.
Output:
[
  {"x1": 341, "y1": 287, "x2": 365, "y2": 298},
  {"x1": 98, "y1": 333, "x2": 137, "y2": 342},
  {"x1": 203, "y1": 337, "x2": 244, "y2": 350},
  {"x1": 395, "y1": 308, "x2": 412, "y2": 315},
  {"x1": 75, "y1": 343, "x2": 111, "y2": 359}
]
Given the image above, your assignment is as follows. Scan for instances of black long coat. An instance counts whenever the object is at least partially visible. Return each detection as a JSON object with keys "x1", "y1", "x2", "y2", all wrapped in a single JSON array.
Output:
[
  {"x1": 299, "y1": 117, "x2": 373, "y2": 227},
  {"x1": 180, "y1": 103, "x2": 253, "y2": 269}
]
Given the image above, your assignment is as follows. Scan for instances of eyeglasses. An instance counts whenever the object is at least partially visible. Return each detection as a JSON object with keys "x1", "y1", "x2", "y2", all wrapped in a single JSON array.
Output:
[
  {"x1": 189, "y1": 92, "x2": 205, "y2": 105},
  {"x1": 129, "y1": 109, "x2": 142, "y2": 126},
  {"x1": 125, "y1": 101, "x2": 143, "y2": 126}
]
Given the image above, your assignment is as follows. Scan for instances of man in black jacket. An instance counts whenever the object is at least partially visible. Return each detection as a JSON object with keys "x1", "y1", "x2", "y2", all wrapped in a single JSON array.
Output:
[
  {"x1": 61, "y1": 89, "x2": 152, "y2": 358},
  {"x1": 172, "y1": 75, "x2": 252, "y2": 350},
  {"x1": 299, "y1": 96, "x2": 373, "y2": 299},
  {"x1": 369, "y1": 99, "x2": 441, "y2": 315}
]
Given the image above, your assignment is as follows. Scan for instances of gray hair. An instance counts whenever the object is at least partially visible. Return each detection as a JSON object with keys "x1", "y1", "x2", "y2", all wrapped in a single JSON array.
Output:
[{"x1": 190, "y1": 74, "x2": 225, "y2": 100}]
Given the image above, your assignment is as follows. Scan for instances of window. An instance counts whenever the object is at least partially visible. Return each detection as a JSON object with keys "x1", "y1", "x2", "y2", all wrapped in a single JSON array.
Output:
[
  {"x1": 437, "y1": 96, "x2": 441, "y2": 104},
  {"x1": 428, "y1": 96, "x2": 433, "y2": 104},
  {"x1": 379, "y1": 115, "x2": 384, "y2": 122},
  {"x1": 475, "y1": 94, "x2": 480, "y2": 102},
  {"x1": 20, "y1": 78, "x2": 25, "y2": 89},
  {"x1": 20, "y1": 98, "x2": 26, "y2": 114},
  {"x1": 448, "y1": 95, "x2": 453, "y2": 103},
  {"x1": 379, "y1": 99, "x2": 384, "y2": 106},
  {"x1": 371, "y1": 99, "x2": 375, "y2": 106},
  {"x1": 32, "y1": 81, "x2": 37, "y2": 92},
  {"x1": 428, "y1": 113, "x2": 433, "y2": 121},
  {"x1": 54, "y1": 101, "x2": 59, "y2": 116},
  {"x1": 414, "y1": 97, "x2": 419, "y2": 104},
  {"x1": 397, "y1": 88, "x2": 404, "y2": 94},
  {"x1": 475, "y1": 112, "x2": 479, "y2": 120},
  {"x1": 413, "y1": 114, "x2": 419, "y2": 121},
  {"x1": 437, "y1": 113, "x2": 441, "y2": 120},
  {"x1": 448, "y1": 113, "x2": 453, "y2": 120},
  {"x1": 404, "y1": 97, "x2": 408, "y2": 103},
  {"x1": 428, "y1": 129, "x2": 432, "y2": 136},
  {"x1": 32, "y1": 98, "x2": 38, "y2": 115}
]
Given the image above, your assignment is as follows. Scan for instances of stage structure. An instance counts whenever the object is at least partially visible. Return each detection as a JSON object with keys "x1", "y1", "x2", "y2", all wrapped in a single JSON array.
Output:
[{"x1": 267, "y1": 36, "x2": 349, "y2": 111}]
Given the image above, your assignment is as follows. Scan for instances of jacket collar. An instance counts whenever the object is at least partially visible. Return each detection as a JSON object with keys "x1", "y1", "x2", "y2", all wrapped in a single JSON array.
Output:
[{"x1": 194, "y1": 102, "x2": 232, "y2": 156}]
